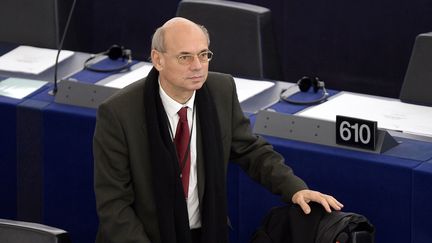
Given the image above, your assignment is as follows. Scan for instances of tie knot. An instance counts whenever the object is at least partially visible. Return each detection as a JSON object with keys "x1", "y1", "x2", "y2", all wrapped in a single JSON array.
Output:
[{"x1": 178, "y1": 107, "x2": 188, "y2": 122}]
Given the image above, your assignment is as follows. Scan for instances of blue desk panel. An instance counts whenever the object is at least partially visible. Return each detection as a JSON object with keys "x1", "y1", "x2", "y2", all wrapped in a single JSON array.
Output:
[
  {"x1": 42, "y1": 102, "x2": 98, "y2": 243},
  {"x1": 412, "y1": 159, "x2": 432, "y2": 243},
  {"x1": 0, "y1": 77, "x2": 50, "y2": 220},
  {"x1": 0, "y1": 95, "x2": 20, "y2": 220},
  {"x1": 20, "y1": 87, "x2": 99, "y2": 243}
]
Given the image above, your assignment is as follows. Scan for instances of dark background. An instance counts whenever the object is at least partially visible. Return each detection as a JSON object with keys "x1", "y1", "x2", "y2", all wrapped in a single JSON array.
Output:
[{"x1": 3, "y1": 0, "x2": 432, "y2": 98}]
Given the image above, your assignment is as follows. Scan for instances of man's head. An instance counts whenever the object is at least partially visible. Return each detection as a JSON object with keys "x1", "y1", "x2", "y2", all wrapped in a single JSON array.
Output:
[{"x1": 151, "y1": 17, "x2": 212, "y2": 104}]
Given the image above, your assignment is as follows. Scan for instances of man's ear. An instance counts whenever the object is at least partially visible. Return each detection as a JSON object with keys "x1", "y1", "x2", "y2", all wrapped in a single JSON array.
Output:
[{"x1": 151, "y1": 49, "x2": 164, "y2": 71}]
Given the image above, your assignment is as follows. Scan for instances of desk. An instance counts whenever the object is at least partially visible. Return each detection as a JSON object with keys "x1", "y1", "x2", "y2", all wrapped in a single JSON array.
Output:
[
  {"x1": 236, "y1": 100, "x2": 432, "y2": 243},
  {"x1": 2, "y1": 71, "x2": 432, "y2": 243},
  {"x1": 0, "y1": 44, "x2": 89, "y2": 221},
  {"x1": 0, "y1": 43, "x2": 96, "y2": 242}
]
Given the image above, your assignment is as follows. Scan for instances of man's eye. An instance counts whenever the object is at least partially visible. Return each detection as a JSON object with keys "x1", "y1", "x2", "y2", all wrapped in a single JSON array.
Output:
[
  {"x1": 179, "y1": 55, "x2": 192, "y2": 61},
  {"x1": 178, "y1": 55, "x2": 187, "y2": 60}
]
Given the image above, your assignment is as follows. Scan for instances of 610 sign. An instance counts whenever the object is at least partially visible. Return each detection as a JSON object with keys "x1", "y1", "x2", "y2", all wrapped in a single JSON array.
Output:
[{"x1": 336, "y1": 115, "x2": 377, "y2": 150}]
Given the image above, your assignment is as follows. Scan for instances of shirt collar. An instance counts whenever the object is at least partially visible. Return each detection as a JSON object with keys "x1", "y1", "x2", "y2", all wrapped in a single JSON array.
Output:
[{"x1": 159, "y1": 79, "x2": 196, "y2": 119}]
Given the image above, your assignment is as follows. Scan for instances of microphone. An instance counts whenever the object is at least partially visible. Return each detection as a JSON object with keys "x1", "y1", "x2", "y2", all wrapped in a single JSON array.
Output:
[{"x1": 49, "y1": 0, "x2": 77, "y2": 95}]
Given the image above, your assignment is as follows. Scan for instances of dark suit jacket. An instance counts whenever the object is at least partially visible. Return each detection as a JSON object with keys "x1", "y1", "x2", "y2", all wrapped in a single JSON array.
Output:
[{"x1": 93, "y1": 70, "x2": 308, "y2": 243}]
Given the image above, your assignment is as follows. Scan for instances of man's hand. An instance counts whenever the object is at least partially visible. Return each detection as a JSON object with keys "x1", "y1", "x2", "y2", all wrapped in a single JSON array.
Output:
[{"x1": 292, "y1": 189, "x2": 344, "y2": 214}]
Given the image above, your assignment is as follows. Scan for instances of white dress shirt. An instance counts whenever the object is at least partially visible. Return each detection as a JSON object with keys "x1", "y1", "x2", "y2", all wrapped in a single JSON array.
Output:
[{"x1": 159, "y1": 83, "x2": 201, "y2": 229}]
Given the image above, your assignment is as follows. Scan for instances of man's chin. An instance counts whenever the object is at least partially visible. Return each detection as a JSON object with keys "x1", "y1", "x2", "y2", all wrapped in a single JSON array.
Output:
[{"x1": 190, "y1": 81, "x2": 205, "y2": 90}]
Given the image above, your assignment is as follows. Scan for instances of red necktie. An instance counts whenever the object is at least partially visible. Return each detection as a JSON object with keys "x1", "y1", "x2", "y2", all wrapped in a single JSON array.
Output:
[{"x1": 174, "y1": 107, "x2": 191, "y2": 198}]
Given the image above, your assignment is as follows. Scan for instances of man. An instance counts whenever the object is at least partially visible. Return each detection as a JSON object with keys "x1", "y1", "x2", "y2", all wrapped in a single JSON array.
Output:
[{"x1": 93, "y1": 17, "x2": 343, "y2": 243}]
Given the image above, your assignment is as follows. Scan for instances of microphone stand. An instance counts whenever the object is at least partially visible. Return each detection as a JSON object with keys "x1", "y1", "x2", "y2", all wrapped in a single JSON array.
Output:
[{"x1": 49, "y1": 0, "x2": 77, "y2": 95}]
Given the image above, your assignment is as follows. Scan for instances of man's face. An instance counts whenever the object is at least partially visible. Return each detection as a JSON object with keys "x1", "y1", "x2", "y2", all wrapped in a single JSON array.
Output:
[{"x1": 153, "y1": 22, "x2": 210, "y2": 101}]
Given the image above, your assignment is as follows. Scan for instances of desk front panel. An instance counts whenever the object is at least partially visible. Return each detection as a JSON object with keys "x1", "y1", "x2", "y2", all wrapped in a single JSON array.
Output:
[
  {"x1": 412, "y1": 160, "x2": 432, "y2": 243},
  {"x1": 41, "y1": 103, "x2": 98, "y2": 243},
  {"x1": 15, "y1": 86, "x2": 98, "y2": 243},
  {"x1": 0, "y1": 96, "x2": 20, "y2": 220}
]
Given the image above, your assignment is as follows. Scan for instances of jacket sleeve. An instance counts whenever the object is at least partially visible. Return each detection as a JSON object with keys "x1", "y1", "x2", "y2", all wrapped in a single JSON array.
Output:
[
  {"x1": 93, "y1": 102, "x2": 151, "y2": 243},
  {"x1": 225, "y1": 76, "x2": 308, "y2": 203}
]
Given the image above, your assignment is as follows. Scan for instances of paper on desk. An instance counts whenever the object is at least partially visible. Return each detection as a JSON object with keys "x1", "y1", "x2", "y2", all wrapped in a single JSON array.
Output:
[
  {"x1": 103, "y1": 63, "x2": 153, "y2": 88},
  {"x1": 234, "y1": 77, "x2": 275, "y2": 103},
  {"x1": 0, "y1": 45, "x2": 74, "y2": 75},
  {"x1": 297, "y1": 92, "x2": 432, "y2": 137},
  {"x1": 0, "y1": 77, "x2": 47, "y2": 99}
]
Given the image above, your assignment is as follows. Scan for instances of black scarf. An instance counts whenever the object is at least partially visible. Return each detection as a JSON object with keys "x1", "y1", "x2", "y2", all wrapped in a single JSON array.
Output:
[{"x1": 144, "y1": 68, "x2": 228, "y2": 243}]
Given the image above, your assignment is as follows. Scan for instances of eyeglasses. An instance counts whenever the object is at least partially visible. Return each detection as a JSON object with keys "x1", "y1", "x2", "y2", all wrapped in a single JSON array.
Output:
[{"x1": 173, "y1": 50, "x2": 214, "y2": 65}]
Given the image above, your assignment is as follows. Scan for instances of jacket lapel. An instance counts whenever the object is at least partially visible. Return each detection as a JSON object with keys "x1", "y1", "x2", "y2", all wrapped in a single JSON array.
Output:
[{"x1": 196, "y1": 115, "x2": 205, "y2": 207}]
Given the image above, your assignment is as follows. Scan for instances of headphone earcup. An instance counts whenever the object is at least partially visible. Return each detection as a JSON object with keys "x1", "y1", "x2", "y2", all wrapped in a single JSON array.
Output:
[
  {"x1": 312, "y1": 77, "x2": 320, "y2": 93},
  {"x1": 298, "y1": 76, "x2": 312, "y2": 92},
  {"x1": 107, "y1": 45, "x2": 124, "y2": 60}
]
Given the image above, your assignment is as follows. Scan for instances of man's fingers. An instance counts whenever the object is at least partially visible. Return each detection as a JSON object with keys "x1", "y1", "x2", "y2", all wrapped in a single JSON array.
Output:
[
  {"x1": 324, "y1": 194, "x2": 344, "y2": 211},
  {"x1": 292, "y1": 189, "x2": 344, "y2": 214},
  {"x1": 299, "y1": 200, "x2": 312, "y2": 214},
  {"x1": 318, "y1": 196, "x2": 332, "y2": 213},
  {"x1": 293, "y1": 192, "x2": 312, "y2": 214}
]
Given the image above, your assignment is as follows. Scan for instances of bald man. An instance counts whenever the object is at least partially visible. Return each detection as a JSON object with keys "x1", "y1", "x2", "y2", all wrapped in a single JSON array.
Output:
[{"x1": 93, "y1": 17, "x2": 343, "y2": 243}]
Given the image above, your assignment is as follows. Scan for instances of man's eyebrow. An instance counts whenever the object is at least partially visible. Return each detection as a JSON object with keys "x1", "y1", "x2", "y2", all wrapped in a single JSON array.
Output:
[
  {"x1": 178, "y1": 51, "x2": 192, "y2": 55},
  {"x1": 178, "y1": 49, "x2": 209, "y2": 55}
]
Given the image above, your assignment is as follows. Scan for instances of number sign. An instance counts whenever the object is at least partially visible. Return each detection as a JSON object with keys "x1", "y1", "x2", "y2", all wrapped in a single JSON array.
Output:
[{"x1": 336, "y1": 115, "x2": 377, "y2": 150}]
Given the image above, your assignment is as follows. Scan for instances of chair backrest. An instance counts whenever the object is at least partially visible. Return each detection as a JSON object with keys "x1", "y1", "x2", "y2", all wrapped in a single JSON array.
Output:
[
  {"x1": 0, "y1": 0, "x2": 58, "y2": 48},
  {"x1": 0, "y1": 0, "x2": 78, "y2": 49},
  {"x1": 399, "y1": 32, "x2": 432, "y2": 106},
  {"x1": 176, "y1": 0, "x2": 282, "y2": 80},
  {"x1": 0, "y1": 219, "x2": 71, "y2": 243}
]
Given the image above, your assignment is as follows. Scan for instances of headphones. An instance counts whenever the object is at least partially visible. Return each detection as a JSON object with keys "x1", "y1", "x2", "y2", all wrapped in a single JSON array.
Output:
[
  {"x1": 84, "y1": 44, "x2": 133, "y2": 73},
  {"x1": 280, "y1": 76, "x2": 329, "y2": 105}
]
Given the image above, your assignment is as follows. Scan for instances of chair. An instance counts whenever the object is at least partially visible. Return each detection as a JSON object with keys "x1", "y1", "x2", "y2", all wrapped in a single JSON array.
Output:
[
  {"x1": 0, "y1": 0, "x2": 77, "y2": 49},
  {"x1": 0, "y1": 218, "x2": 71, "y2": 243},
  {"x1": 399, "y1": 32, "x2": 432, "y2": 106},
  {"x1": 176, "y1": 0, "x2": 282, "y2": 80}
]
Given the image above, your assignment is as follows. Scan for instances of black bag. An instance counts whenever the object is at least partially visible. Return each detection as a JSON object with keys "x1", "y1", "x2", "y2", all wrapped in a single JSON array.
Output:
[
  {"x1": 250, "y1": 203, "x2": 375, "y2": 243},
  {"x1": 316, "y1": 210, "x2": 375, "y2": 243}
]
